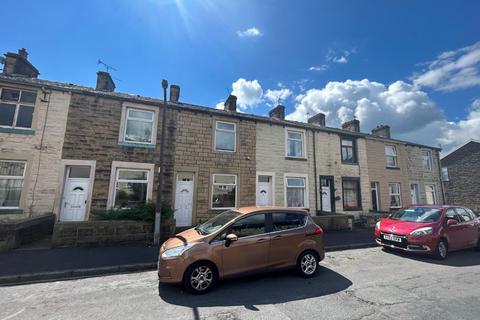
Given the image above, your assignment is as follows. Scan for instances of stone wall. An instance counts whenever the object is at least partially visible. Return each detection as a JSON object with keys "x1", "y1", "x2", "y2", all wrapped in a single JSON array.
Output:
[{"x1": 0, "y1": 214, "x2": 55, "y2": 251}]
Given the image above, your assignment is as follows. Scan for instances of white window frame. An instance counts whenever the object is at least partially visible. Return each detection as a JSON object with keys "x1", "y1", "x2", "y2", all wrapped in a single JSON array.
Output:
[
  {"x1": 211, "y1": 174, "x2": 237, "y2": 209},
  {"x1": 0, "y1": 87, "x2": 37, "y2": 130},
  {"x1": 442, "y1": 167, "x2": 449, "y2": 181},
  {"x1": 118, "y1": 103, "x2": 158, "y2": 146},
  {"x1": 421, "y1": 150, "x2": 432, "y2": 171},
  {"x1": 388, "y1": 183, "x2": 402, "y2": 209},
  {"x1": 214, "y1": 121, "x2": 237, "y2": 152},
  {"x1": 284, "y1": 173, "x2": 309, "y2": 208},
  {"x1": 425, "y1": 184, "x2": 437, "y2": 205},
  {"x1": 285, "y1": 128, "x2": 306, "y2": 158},
  {"x1": 0, "y1": 160, "x2": 27, "y2": 209},
  {"x1": 385, "y1": 145, "x2": 398, "y2": 168}
]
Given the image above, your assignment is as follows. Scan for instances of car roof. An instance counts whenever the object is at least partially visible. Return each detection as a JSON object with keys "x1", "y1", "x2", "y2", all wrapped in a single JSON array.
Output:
[
  {"x1": 406, "y1": 205, "x2": 466, "y2": 209},
  {"x1": 234, "y1": 206, "x2": 308, "y2": 215}
]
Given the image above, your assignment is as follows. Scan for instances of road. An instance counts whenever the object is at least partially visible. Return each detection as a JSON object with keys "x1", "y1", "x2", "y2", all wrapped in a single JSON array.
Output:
[{"x1": 1, "y1": 247, "x2": 479, "y2": 320}]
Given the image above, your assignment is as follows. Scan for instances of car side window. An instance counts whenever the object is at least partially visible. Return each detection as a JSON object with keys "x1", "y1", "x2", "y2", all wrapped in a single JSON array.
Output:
[
  {"x1": 445, "y1": 208, "x2": 461, "y2": 223},
  {"x1": 465, "y1": 208, "x2": 477, "y2": 220},
  {"x1": 229, "y1": 214, "x2": 266, "y2": 238},
  {"x1": 272, "y1": 213, "x2": 306, "y2": 232},
  {"x1": 455, "y1": 208, "x2": 472, "y2": 222}
]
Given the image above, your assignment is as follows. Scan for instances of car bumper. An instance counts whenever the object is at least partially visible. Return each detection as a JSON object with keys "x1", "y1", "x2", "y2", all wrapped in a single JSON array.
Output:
[
  {"x1": 157, "y1": 257, "x2": 187, "y2": 284},
  {"x1": 375, "y1": 238, "x2": 434, "y2": 253}
]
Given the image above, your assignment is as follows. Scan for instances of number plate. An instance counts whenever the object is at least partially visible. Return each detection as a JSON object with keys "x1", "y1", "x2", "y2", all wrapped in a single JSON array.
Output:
[{"x1": 383, "y1": 234, "x2": 402, "y2": 243}]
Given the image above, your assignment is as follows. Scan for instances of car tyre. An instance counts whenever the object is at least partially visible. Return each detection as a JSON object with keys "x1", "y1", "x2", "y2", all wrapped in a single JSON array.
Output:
[
  {"x1": 183, "y1": 262, "x2": 217, "y2": 295},
  {"x1": 297, "y1": 251, "x2": 319, "y2": 278},
  {"x1": 435, "y1": 239, "x2": 448, "y2": 260}
]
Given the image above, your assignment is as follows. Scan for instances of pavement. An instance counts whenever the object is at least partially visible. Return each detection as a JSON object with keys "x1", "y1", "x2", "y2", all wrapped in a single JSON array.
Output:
[
  {"x1": 0, "y1": 228, "x2": 375, "y2": 285},
  {"x1": 1, "y1": 247, "x2": 479, "y2": 320}
]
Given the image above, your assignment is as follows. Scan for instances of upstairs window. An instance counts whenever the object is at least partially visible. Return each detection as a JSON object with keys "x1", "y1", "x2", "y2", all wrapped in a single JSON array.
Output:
[
  {"x1": 422, "y1": 150, "x2": 432, "y2": 171},
  {"x1": 215, "y1": 121, "x2": 236, "y2": 152},
  {"x1": 385, "y1": 145, "x2": 398, "y2": 168},
  {"x1": 286, "y1": 130, "x2": 305, "y2": 158},
  {"x1": 123, "y1": 108, "x2": 155, "y2": 144},
  {"x1": 0, "y1": 160, "x2": 27, "y2": 208},
  {"x1": 441, "y1": 167, "x2": 449, "y2": 181},
  {"x1": 0, "y1": 88, "x2": 37, "y2": 129},
  {"x1": 341, "y1": 138, "x2": 357, "y2": 163}
]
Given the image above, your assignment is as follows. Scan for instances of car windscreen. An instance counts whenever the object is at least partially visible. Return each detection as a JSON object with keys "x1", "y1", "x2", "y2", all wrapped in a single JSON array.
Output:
[
  {"x1": 195, "y1": 210, "x2": 241, "y2": 235},
  {"x1": 390, "y1": 207, "x2": 442, "y2": 223}
]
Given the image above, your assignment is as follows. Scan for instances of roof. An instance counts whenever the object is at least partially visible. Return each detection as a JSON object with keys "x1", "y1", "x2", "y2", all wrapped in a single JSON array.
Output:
[
  {"x1": 0, "y1": 73, "x2": 441, "y2": 151},
  {"x1": 234, "y1": 206, "x2": 308, "y2": 215},
  {"x1": 441, "y1": 140, "x2": 480, "y2": 166}
]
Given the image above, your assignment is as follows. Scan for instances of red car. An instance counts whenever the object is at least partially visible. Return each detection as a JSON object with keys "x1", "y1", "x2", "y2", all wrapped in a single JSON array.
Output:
[{"x1": 375, "y1": 205, "x2": 480, "y2": 259}]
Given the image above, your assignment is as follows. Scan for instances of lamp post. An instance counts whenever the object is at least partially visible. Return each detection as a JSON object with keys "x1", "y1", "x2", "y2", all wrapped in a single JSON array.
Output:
[{"x1": 154, "y1": 79, "x2": 169, "y2": 245}]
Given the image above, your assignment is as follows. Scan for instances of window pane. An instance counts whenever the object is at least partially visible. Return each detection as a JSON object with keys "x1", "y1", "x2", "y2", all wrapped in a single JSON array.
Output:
[
  {"x1": 217, "y1": 122, "x2": 235, "y2": 131},
  {"x1": 287, "y1": 178, "x2": 305, "y2": 187},
  {"x1": 385, "y1": 146, "x2": 396, "y2": 156},
  {"x1": 0, "y1": 103, "x2": 16, "y2": 126},
  {"x1": 0, "y1": 89, "x2": 20, "y2": 102},
  {"x1": 442, "y1": 168, "x2": 449, "y2": 181},
  {"x1": 390, "y1": 195, "x2": 401, "y2": 207},
  {"x1": 0, "y1": 161, "x2": 26, "y2": 177},
  {"x1": 20, "y1": 91, "x2": 37, "y2": 104},
  {"x1": 69, "y1": 166, "x2": 90, "y2": 178},
  {"x1": 214, "y1": 175, "x2": 235, "y2": 184},
  {"x1": 342, "y1": 146, "x2": 354, "y2": 162},
  {"x1": 386, "y1": 156, "x2": 397, "y2": 167},
  {"x1": 343, "y1": 180, "x2": 359, "y2": 209},
  {"x1": 0, "y1": 179, "x2": 23, "y2": 207},
  {"x1": 389, "y1": 184, "x2": 400, "y2": 194},
  {"x1": 287, "y1": 187, "x2": 305, "y2": 207},
  {"x1": 118, "y1": 170, "x2": 148, "y2": 181},
  {"x1": 288, "y1": 131, "x2": 302, "y2": 140},
  {"x1": 287, "y1": 139, "x2": 303, "y2": 157},
  {"x1": 272, "y1": 213, "x2": 306, "y2": 231},
  {"x1": 215, "y1": 130, "x2": 235, "y2": 151},
  {"x1": 258, "y1": 175, "x2": 270, "y2": 183},
  {"x1": 114, "y1": 181, "x2": 148, "y2": 208},
  {"x1": 16, "y1": 105, "x2": 34, "y2": 128},
  {"x1": 128, "y1": 109, "x2": 153, "y2": 120},
  {"x1": 230, "y1": 214, "x2": 265, "y2": 238},
  {"x1": 125, "y1": 119, "x2": 153, "y2": 143},
  {"x1": 342, "y1": 139, "x2": 353, "y2": 147},
  {"x1": 212, "y1": 185, "x2": 236, "y2": 208}
]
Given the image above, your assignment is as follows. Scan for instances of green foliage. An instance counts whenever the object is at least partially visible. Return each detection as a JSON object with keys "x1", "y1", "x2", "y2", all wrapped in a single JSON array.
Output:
[{"x1": 92, "y1": 201, "x2": 175, "y2": 223}]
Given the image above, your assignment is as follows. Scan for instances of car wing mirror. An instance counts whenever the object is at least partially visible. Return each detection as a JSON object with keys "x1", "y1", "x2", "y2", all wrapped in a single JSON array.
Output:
[
  {"x1": 447, "y1": 219, "x2": 458, "y2": 226},
  {"x1": 225, "y1": 233, "x2": 238, "y2": 247}
]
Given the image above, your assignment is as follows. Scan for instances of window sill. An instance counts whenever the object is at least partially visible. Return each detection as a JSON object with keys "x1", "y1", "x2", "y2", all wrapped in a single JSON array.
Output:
[
  {"x1": 386, "y1": 166, "x2": 400, "y2": 170},
  {"x1": 343, "y1": 207, "x2": 362, "y2": 211},
  {"x1": 0, "y1": 208, "x2": 24, "y2": 215},
  {"x1": 341, "y1": 161, "x2": 358, "y2": 166},
  {"x1": 285, "y1": 157, "x2": 308, "y2": 161},
  {"x1": 0, "y1": 127, "x2": 35, "y2": 135},
  {"x1": 118, "y1": 141, "x2": 155, "y2": 149}
]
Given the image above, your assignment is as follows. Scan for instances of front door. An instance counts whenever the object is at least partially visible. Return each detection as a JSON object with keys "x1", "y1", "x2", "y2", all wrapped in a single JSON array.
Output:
[
  {"x1": 174, "y1": 173, "x2": 194, "y2": 227},
  {"x1": 256, "y1": 175, "x2": 273, "y2": 206},
  {"x1": 410, "y1": 183, "x2": 419, "y2": 205},
  {"x1": 320, "y1": 176, "x2": 335, "y2": 213},
  {"x1": 60, "y1": 166, "x2": 91, "y2": 221}
]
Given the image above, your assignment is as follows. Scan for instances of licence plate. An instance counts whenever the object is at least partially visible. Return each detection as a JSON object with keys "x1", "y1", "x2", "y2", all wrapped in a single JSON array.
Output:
[{"x1": 383, "y1": 234, "x2": 402, "y2": 243}]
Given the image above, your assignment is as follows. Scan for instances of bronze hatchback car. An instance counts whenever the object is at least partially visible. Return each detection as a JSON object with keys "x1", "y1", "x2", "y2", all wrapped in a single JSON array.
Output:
[{"x1": 158, "y1": 207, "x2": 325, "y2": 294}]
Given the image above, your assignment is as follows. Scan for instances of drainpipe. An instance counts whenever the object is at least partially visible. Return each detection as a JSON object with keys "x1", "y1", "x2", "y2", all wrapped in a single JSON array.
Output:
[
  {"x1": 436, "y1": 150, "x2": 446, "y2": 204},
  {"x1": 312, "y1": 129, "x2": 319, "y2": 214},
  {"x1": 154, "y1": 79, "x2": 169, "y2": 245}
]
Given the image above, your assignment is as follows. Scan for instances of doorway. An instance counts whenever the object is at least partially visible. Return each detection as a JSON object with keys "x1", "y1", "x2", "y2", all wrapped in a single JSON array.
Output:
[
  {"x1": 256, "y1": 174, "x2": 273, "y2": 206},
  {"x1": 320, "y1": 176, "x2": 335, "y2": 213},
  {"x1": 174, "y1": 172, "x2": 194, "y2": 227},
  {"x1": 60, "y1": 166, "x2": 92, "y2": 221},
  {"x1": 371, "y1": 182, "x2": 379, "y2": 211},
  {"x1": 410, "y1": 183, "x2": 419, "y2": 205}
]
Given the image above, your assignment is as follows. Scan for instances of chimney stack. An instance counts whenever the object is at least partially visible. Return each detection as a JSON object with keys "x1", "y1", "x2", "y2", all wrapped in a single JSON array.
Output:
[
  {"x1": 224, "y1": 95, "x2": 237, "y2": 112},
  {"x1": 96, "y1": 71, "x2": 115, "y2": 92},
  {"x1": 269, "y1": 105, "x2": 285, "y2": 120},
  {"x1": 371, "y1": 125, "x2": 391, "y2": 138},
  {"x1": 342, "y1": 119, "x2": 360, "y2": 132},
  {"x1": 2, "y1": 48, "x2": 39, "y2": 78},
  {"x1": 169, "y1": 85, "x2": 180, "y2": 102},
  {"x1": 308, "y1": 112, "x2": 326, "y2": 126}
]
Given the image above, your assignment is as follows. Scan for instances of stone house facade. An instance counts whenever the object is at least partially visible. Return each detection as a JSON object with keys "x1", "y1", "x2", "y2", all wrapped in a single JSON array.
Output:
[{"x1": 441, "y1": 141, "x2": 480, "y2": 212}]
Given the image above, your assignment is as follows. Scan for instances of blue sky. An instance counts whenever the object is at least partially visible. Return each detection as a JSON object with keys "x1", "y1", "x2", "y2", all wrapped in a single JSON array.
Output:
[{"x1": 1, "y1": 0, "x2": 479, "y2": 153}]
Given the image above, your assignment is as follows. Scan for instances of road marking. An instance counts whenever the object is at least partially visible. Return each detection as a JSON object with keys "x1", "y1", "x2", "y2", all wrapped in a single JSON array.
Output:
[{"x1": 1, "y1": 308, "x2": 25, "y2": 320}]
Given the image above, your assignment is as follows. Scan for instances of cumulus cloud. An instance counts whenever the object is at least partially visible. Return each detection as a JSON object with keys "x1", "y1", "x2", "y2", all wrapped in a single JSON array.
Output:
[
  {"x1": 237, "y1": 27, "x2": 263, "y2": 38},
  {"x1": 411, "y1": 41, "x2": 480, "y2": 91},
  {"x1": 264, "y1": 88, "x2": 292, "y2": 105},
  {"x1": 231, "y1": 78, "x2": 263, "y2": 110}
]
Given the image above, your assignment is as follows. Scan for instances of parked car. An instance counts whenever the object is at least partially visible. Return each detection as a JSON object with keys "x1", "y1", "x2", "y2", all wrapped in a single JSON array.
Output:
[
  {"x1": 158, "y1": 207, "x2": 325, "y2": 294},
  {"x1": 374, "y1": 205, "x2": 480, "y2": 260}
]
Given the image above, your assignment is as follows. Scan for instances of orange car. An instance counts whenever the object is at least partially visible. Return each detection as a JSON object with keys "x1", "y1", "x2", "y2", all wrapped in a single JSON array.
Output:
[{"x1": 158, "y1": 207, "x2": 325, "y2": 294}]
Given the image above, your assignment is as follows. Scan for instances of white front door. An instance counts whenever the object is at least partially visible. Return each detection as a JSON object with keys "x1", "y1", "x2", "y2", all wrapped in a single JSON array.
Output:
[
  {"x1": 410, "y1": 183, "x2": 419, "y2": 205},
  {"x1": 61, "y1": 178, "x2": 90, "y2": 221},
  {"x1": 256, "y1": 175, "x2": 273, "y2": 206},
  {"x1": 321, "y1": 186, "x2": 332, "y2": 212},
  {"x1": 174, "y1": 178, "x2": 194, "y2": 227}
]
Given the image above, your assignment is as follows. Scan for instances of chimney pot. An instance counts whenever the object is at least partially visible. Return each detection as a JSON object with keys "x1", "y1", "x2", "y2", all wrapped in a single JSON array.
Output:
[
  {"x1": 18, "y1": 48, "x2": 28, "y2": 59},
  {"x1": 96, "y1": 71, "x2": 115, "y2": 92},
  {"x1": 224, "y1": 95, "x2": 237, "y2": 112},
  {"x1": 342, "y1": 119, "x2": 360, "y2": 132},
  {"x1": 308, "y1": 112, "x2": 326, "y2": 126},
  {"x1": 170, "y1": 85, "x2": 180, "y2": 102},
  {"x1": 269, "y1": 105, "x2": 285, "y2": 120},
  {"x1": 371, "y1": 125, "x2": 391, "y2": 138}
]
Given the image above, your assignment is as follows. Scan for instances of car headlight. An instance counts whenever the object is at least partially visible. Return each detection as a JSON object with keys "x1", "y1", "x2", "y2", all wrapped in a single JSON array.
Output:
[
  {"x1": 375, "y1": 221, "x2": 381, "y2": 230},
  {"x1": 161, "y1": 244, "x2": 193, "y2": 259},
  {"x1": 410, "y1": 227, "x2": 433, "y2": 237}
]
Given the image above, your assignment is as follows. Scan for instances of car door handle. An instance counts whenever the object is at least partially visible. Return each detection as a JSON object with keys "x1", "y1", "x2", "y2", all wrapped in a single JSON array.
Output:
[
  {"x1": 256, "y1": 238, "x2": 267, "y2": 243},
  {"x1": 272, "y1": 235, "x2": 283, "y2": 240}
]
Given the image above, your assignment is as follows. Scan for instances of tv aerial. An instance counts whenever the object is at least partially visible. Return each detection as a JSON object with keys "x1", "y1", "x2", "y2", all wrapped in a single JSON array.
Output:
[{"x1": 97, "y1": 59, "x2": 117, "y2": 73}]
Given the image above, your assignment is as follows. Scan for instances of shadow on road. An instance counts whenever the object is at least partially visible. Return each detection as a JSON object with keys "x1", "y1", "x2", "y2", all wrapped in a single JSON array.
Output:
[
  {"x1": 382, "y1": 247, "x2": 480, "y2": 267},
  {"x1": 158, "y1": 266, "x2": 352, "y2": 309}
]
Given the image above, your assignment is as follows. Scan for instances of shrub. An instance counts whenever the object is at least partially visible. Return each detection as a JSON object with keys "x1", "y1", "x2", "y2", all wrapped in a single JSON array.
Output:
[{"x1": 92, "y1": 202, "x2": 175, "y2": 223}]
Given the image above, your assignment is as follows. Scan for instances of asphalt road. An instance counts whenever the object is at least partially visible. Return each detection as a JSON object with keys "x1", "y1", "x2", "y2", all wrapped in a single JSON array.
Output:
[{"x1": 1, "y1": 247, "x2": 479, "y2": 320}]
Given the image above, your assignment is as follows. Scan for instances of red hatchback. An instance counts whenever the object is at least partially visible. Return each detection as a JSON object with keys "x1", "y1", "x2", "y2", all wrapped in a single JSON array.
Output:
[{"x1": 375, "y1": 205, "x2": 480, "y2": 259}]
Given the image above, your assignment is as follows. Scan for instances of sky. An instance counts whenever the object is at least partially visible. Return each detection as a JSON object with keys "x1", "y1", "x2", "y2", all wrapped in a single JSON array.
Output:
[{"x1": 1, "y1": 0, "x2": 479, "y2": 155}]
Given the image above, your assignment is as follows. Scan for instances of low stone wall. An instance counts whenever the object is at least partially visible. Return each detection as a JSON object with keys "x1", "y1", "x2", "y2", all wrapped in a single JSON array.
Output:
[
  {"x1": 52, "y1": 220, "x2": 153, "y2": 247},
  {"x1": 0, "y1": 214, "x2": 55, "y2": 251},
  {"x1": 312, "y1": 214, "x2": 354, "y2": 231}
]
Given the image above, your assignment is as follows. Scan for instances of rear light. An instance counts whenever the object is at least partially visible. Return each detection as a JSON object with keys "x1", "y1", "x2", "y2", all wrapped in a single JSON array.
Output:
[{"x1": 314, "y1": 226, "x2": 323, "y2": 235}]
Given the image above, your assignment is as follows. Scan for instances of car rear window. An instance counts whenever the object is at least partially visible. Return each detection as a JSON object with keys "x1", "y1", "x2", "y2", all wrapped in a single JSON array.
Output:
[
  {"x1": 272, "y1": 213, "x2": 306, "y2": 231},
  {"x1": 390, "y1": 207, "x2": 442, "y2": 222}
]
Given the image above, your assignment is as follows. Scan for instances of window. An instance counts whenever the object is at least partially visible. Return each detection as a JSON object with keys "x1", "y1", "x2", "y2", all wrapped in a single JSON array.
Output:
[
  {"x1": 388, "y1": 183, "x2": 402, "y2": 208},
  {"x1": 229, "y1": 214, "x2": 265, "y2": 238},
  {"x1": 342, "y1": 178, "x2": 361, "y2": 210},
  {"x1": 272, "y1": 213, "x2": 307, "y2": 231},
  {"x1": 212, "y1": 174, "x2": 237, "y2": 209},
  {"x1": 123, "y1": 108, "x2": 155, "y2": 144},
  {"x1": 0, "y1": 88, "x2": 37, "y2": 129},
  {"x1": 114, "y1": 169, "x2": 149, "y2": 208},
  {"x1": 0, "y1": 160, "x2": 26, "y2": 208},
  {"x1": 215, "y1": 121, "x2": 236, "y2": 152},
  {"x1": 341, "y1": 138, "x2": 357, "y2": 163},
  {"x1": 425, "y1": 184, "x2": 437, "y2": 205},
  {"x1": 385, "y1": 145, "x2": 398, "y2": 167},
  {"x1": 286, "y1": 130, "x2": 305, "y2": 158},
  {"x1": 446, "y1": 208, "x2": 462, "y2": 223},
  {"x1": 286, "y1": 177, "x2": 307, "y2": 207},
  {"x1": 455, "y1": 208, "x2": 472, "y2": 222},
  {"x1": 442, "y1": 167, "x2": 449, "y2": 181},
  {"x1": 422, "y1": 150, "x2": 432, "y2": 171}
]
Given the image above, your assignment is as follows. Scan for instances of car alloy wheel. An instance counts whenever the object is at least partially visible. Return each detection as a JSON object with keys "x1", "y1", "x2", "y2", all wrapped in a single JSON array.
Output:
[
  {"x1": 190, "y1": 266, "x2": 213, "y2": 292},
  {"x1": 298, "y1": 252, "x2": 318, "y2": 276},
  {"x1": 436, "y1": 240, "x2": 448, "y2": 260}
]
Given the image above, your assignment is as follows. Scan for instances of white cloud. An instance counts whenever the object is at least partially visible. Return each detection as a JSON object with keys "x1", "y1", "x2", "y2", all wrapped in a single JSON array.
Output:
[
  {"x1": 264, "y1": 88, "x2": 292, "y2": 105},
  {"x1": 231, "y1": 78, "x2": 263, "y2": 110},
  {"x1": 308, "y1": 65, "x2": 328, "y2": 72},
  {"x1": 332, "y1": 56, "x2": 348, "y2": 64},
  {"x1": 412, "y1": 41, "x2": 480, "y2": 91},
  {"x1": 237, "y1": 27, "x2": 263, "y2": 38},
  {"x1": 326, "y1": 48, "x2": 355, "y2": 64},
  {"x1": 215, "y1": 101, "x2": 224, "y2": 110}
]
